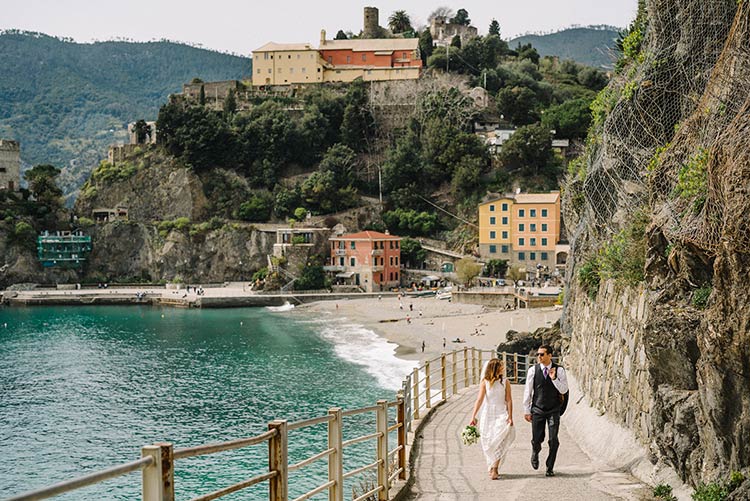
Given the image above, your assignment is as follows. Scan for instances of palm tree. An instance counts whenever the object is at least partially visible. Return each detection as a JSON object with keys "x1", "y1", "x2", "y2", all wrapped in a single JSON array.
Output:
[{"x1": 388, "y1": 11, "x2": 412, "y2": 34}]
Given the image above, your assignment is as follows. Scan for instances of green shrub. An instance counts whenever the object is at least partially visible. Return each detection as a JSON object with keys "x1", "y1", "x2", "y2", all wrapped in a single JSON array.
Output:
[
  {"x1": 653, "y1": 483, "x2": 676, "y2": 501},
  {"x1": 291, "y1": 235, "x2": 306, "y2": 245},
  {"x1": 252, "y1": 267, "x2": 268, "y2": 282},
  {"x1": 77, "y1": 217, "x2": 95, "y2": 227},
  {"x1": 293, "y1": 207, "x2": 308, "y2": 221},
  {"x1": 692, "y1": 482, "x2": 728, "y2": 501},
  {"x1": 14, "y1": 221, "x2": 34, "y2": 238},
  {"x1": 578, "y1": 257, "x2": 601, "y2": 299},
  {"x1": 236, "y1": 193, "x2": 273, "y2": 222},
  {"x1": 673, "y1": 148, "x2": 709, "y2": 213},
  {"x1": 598, "y1": 210, "x2": 649, "y2": 285},
  {"x1": 692, "y1": 285, "x2": 711, "y2": 309}
]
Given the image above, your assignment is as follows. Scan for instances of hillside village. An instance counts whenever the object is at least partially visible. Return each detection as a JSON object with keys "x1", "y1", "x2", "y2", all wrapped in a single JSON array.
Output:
[{"x1": 0, "y1": 5, "x2": 605, "y2": 296}]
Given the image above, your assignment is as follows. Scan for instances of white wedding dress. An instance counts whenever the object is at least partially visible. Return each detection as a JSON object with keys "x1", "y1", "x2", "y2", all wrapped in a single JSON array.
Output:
[{"x1": 477, "y1": 378, "x2": 516, "y2": 469}]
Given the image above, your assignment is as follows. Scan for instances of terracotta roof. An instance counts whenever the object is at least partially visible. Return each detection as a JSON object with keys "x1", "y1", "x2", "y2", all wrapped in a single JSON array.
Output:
[
  {"x1": 330, "y1": 230, "x2": 401, "y2": 240},
  {"x1": 479, "y1": 192, "x2": 560, "y2": 206},
  {"x1": 320, "y1": 38, "x2": 419, "y2": 52},
  {"x1": 254, "y1": 42, "x2": 315, "y2": 52}
]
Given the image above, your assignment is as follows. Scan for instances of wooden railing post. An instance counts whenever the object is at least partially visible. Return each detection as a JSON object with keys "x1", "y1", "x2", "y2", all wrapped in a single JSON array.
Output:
[
  {"x1": 412, "y1": 367, "x2": 420, "y2": 420},
  {"x1": 376, "y1": 400, "x2": 389, "y2": 501},
  {"x1": 396, "y1": 394, "x2": 406, "y2": 480},
  {"x1": 424, "y1": 360, "x2": 431, "y2": 409},
  {"x1": 471, "y1": 348, "x2": 477, "y2": 384},
  {"x1": 440, "y1": 354, "x2": 447, "y2": 401},
  {"x1": 141, "y1": 442, "x2": 174, "y2": 501},
  {"x1": 513, "y1": 353, "x2": 519, "y2": 383},
  {"x1": 269, "y1": 420, "x2": 288, "y2": 501},
  {"x1": 502, "y1": 352, "x2": 508, "y2": 382},
  {"x1": 463, "y1": 348, "x2": 468, "y2": 389},
  {"x1": 328, "y1": 408, "x2": 343, "y2": 501},
  {"x1": 478, "y1": 349, "x2": 484, "y2": 380},
  {"x1": 451, "y1": 351, "x2": 457, "y2": 395}
]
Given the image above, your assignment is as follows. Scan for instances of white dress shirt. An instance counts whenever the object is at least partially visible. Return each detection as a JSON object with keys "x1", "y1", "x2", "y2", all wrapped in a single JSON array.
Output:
[{"x1": 522, "y1": 363, "x2": 569, "y2": 415}]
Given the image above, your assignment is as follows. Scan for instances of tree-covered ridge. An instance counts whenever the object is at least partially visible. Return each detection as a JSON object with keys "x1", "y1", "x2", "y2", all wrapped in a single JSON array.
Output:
[
  {"x1": 509, "y1": 26, "x2": 621, "y2": 69},
  {"x1": 0, "y1": 31, "x2": 251, "y2": 201}
]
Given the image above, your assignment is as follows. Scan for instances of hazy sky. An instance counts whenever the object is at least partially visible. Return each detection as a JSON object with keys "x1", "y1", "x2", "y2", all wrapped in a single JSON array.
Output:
[{"x1": 1, "y1": 1, "x2": 637, "y2": 56}]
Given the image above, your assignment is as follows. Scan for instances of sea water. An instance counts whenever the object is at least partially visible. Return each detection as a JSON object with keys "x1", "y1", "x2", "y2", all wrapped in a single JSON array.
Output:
[{"x1": 0, "y1": 306, "x2": 414, "y2": 500}]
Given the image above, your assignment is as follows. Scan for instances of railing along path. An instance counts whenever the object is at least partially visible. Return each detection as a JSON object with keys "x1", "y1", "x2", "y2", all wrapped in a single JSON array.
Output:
[{"x1": 5, "y1": 349, "x2": 534, "y2": 501}]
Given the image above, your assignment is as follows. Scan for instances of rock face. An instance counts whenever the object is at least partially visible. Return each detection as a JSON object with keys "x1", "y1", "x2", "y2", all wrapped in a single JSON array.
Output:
[{"x1": 562, "y1": 0, "x2": 750, "y2": 486}]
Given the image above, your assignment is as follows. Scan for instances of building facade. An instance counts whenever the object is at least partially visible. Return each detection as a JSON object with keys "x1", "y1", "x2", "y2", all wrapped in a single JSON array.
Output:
[
  {"x1": 478, "y1": 192, "x2": 562, "y2": 272},
  {"x1": 327, "y1": 230, "x2": 401, "y2": 292},
  {"x1": 429, "y1": 16, "x2": 478, "y2": 48},
  {"x1": 252, "y1": 43, "x2": 325, "y2": 86},
  {"x1": 0, "y1": 139, "x2": 21, "y2": 191}
]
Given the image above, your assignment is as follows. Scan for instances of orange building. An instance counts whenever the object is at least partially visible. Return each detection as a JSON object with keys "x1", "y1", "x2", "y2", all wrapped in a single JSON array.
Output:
[{"x1": 327, "y1": 230, "x2": 401, "y2": 292}]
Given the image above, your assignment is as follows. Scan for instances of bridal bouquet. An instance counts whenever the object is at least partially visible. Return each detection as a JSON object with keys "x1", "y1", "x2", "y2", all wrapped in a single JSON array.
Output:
[{"x1": 461, "y1": 425, "x2": 480, "y2": 446}]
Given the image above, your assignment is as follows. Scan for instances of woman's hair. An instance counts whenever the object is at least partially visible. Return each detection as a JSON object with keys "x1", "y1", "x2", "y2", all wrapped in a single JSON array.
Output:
[{"x1": 483, "y1": 358, "x2": 505, "y2": 385}]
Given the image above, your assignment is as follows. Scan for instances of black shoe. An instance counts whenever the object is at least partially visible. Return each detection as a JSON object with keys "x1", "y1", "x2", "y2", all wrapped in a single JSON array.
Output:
[
  {"x1": 531, "y1": 452, "x2": 539, "y2": 470},
  {"x1": 545, "y1": 470, "x2": 555, "y2": 477}
]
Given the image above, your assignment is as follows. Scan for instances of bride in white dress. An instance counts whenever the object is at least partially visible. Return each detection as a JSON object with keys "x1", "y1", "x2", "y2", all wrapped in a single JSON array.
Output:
[{"x1": 469, "y1": 358, "x2": 516, "y2": 479}]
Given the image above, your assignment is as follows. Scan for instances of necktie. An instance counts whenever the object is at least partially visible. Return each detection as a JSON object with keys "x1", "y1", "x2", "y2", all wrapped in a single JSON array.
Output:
[{"x1": 543, "y1": 367, "x2": 548, "y2": 379}]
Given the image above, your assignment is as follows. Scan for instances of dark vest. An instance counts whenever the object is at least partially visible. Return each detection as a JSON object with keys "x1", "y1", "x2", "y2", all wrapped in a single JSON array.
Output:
[{"x1": 532, "y1": 363, "x2": 561, "y2": 414}]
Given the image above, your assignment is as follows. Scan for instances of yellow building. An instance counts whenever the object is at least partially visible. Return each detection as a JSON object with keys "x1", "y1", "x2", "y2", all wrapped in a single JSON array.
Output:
[
  {"x1": 478, "y1": 192, "x2": 562, "y2": 271},
  {"x1": 252, "y1": 43, "x2": 325, "y2": 86}
]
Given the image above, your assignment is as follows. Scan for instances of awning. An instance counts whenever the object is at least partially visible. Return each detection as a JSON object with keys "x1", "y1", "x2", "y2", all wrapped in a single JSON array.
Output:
[
  {"x1": 421, "y1": 275, "x2": 440, "y2": 282},
  {"x1": 336, "y1": 272, "x2": 355, "y2": 278}
]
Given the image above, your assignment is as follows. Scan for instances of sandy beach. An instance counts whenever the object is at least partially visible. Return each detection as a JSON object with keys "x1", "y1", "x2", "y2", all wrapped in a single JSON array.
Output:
[{"x1": 300, "y1": 295, "x2": 561, "y2": 362}]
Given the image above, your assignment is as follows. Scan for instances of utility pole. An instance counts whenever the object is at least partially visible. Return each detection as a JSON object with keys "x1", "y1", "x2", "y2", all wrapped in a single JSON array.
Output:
[
  {"x1": 378, "y1": 164, "x2": 383, "y2": 209},
  {"x1": 446, "y1": 44, "x2": 449, "y2": 72}
]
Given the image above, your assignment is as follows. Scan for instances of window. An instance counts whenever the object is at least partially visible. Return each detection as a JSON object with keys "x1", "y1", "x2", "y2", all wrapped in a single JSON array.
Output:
[
  {"x1": 389, "y1": 256, "x2": 393, "y2": 265},
  {"x1": 346, "y1": 55, "x2": 351, "y2": 64},
  {"x1": 530, "y1": 209, "x2": 537, "y2": 217},
  {"x1": 297, "y1": 54, "x2": 300, "y2": 59},
  {"x1": 541, "y1": 238, "x2": 548, "y2": 246},
  {"x1": 518, "y1": 224, "x2": 525, "y2": 232},
  {"x1": 518, "y1": 238, "x2": 525, "y2": 246},
  {"x1": 501, "y1": 245, "x2": 509, "y2": 253},
  {"x1": 502, "y1": 217, "x2": 508, "y2": 225},
  {"x1": 490, "y1": 231, "x2": 496, "y2": 239},
  {"x1": 542, "y1": 223, "x2": 548, "y2": 231},
  {"x1": 289, "y1": 68, "x2": 294, "y2": 73},
  {"x1": 264, "y1": 53, "x2": 269, "y2": 60},
  {"x1": 257, "y1": 69, "x2": 261, "y2": 74},
  {"x1": 530, "y1": 238, "x2": 537, "y2": 246},
  {"x1": 502, "y1": 203, "x2": 508, "y2": 211},
  {"x1": 518, "y1": 252, "x2": 526, "y2": 261},
  {"x1": 502, "y1": 231, "x2": 508, "y2": 239},
  {"x1": 489, "y1": 245, "x2": 497, "y2": 254},
  {"x1": 395, "y1": 241, "x2": 399, "y2": 248},
  {"x1": 328, "y1": 56, "x2": 333, "y2": 63},
  {"x1": 530, "y1": 223, "x2": 537, "y2": 232},
  {"x1": 518, "y1": 209, "x2": 525, "y2": 217},
  {"x1": 288, "y1": 55, "x2": 291, "y2": 59},
  {"x1": 395, "y1": 257, "x2": 399, "y2": 266},
  {"x1": 490, "y1": 217, "x2": 496, "y2": 225},
  {"x1": 542, "y1": 209, "x2": 548, "y2": 217},
  {"x1": 339, "y1": 257, "x2": 344, "y2": 265},
  {"x1": 350, "y1": 257, "x2": 356, "y2": 266},
  {"x1": 350, "y1": 241, "x2": 356, "y2": 249},
  {"x1": 268, "y1": 69, "x2": 272, "y2": 74},
  {"x1": 489, "y1": 204, "x2": 495, "y2": 212},
  {"x1": 362, "y1": 54, "x2": 367, "y2": 61},
  {"x1": 395, "y1": 272, "x2": 399, "y2": 281},
  {"x1": 302, "y1": 67, "x2": 306, "y2": 73},
  {"x1": 541, "y1": 252, "x2": 548, "y2": 260},
  {"x1": 530, "y1": 252, "x2": 536, "y2": 260}
]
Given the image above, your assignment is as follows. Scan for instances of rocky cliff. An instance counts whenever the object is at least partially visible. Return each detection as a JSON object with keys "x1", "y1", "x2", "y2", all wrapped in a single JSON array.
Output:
[{"x1": 562, "y1": 0, "x2": 749, "y2": 487}]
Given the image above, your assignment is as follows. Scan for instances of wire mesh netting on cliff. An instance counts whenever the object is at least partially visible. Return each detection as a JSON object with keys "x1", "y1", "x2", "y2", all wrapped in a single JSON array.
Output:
[{"x1": 563, "y1": 0, "x2": 750, "y2": 255}]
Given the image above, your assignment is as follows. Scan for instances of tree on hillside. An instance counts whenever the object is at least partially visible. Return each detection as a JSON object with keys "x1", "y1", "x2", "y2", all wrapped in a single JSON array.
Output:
[
  {"x1": 488, "y1": 19, "x2": 501, "y2": 37},
  {"x1": 450, "y1": 9, "x2": 471, "y2": 26},
  {"x1": 496, "y1": 86, "x2": 539, "y2": 125},
  {"x1": 223, "y1": 89, "x2": 237, "y2": 116},
  {"x1": 484, "y1": 259, "x2": 508, "y2": 277},
  {"x1": 450, "y1": 34, "x2": 462, "y2": 49},
  {"x1": 388, "y1": 11, "x2": 413, "y2": 34},
  {"x1": 428, "y1": 6, "x2": 454, "y2": 22},
  {"x1": 400, "y1": 238, "x2": 427, "y2": 268},
  {"x1": 418, "y1": 29, "x2": 433, "y2": 65},
  {"x1": 24, "y1": 164, "x2": 63, "y2": 216},
  {"x1": 577, "y1": 66, "x2": 609, "y2": 91},
  {"x1": 339, "y1": 81, "x2": 374, "y2": 152},
  {"x1": 498, "y1": 123, "x2": 560, "y2": 180},
  {"x1": 133, "y1": 119, "x2": 152, "y2": 144},
  {"x1": 515, "y1": 43, "x2": 540, "y2": 65},
  {"x1": 541, "y1": 97, "x2": 592, "y2": 140},
  {"x1": 335, "y1": 30, "x2": 348, "y2": 40}
]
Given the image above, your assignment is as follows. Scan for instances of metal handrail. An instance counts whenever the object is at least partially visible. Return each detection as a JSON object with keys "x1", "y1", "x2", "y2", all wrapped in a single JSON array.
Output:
[
  {"x1": 343, "y1": 459, "x2": 382, "y2": 480},
  {"x1": 174, "y1": 429, "x2": 277, "y2": 459},
  {"x1": 189, "y1": 471, "x2": 278, "y2": 501},
  {"x1": 342, "y1": 431, "x2": 382, "y2": 448},
  {"x1": 290, "y1": 480, "x2": 335, "y2": 501},
  {"x1": 287, "y1": 414, "x2": 334, "y2": 431},
  {"x1": 288, "y1": 448, "x2": 335, "y2": 472},
  {"x1": 6, "y1": 456, "x2": 154, "y2": 501}
]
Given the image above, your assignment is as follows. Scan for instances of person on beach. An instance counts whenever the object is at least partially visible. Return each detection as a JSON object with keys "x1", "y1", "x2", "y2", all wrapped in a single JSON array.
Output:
[
  {"x1": 469, "y1": 358, "x2": 515, "y2": 480},
  {"x1": 522, "y1": 344, "x2": 569, "y2": 477},
  {"x1": 421, "y1": 340, "x2": 425, "y2": 352}
]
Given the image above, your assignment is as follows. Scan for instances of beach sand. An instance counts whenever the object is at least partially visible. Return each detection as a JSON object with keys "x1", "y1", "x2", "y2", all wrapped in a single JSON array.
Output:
[{"x1": 301, "y1": 295, "x2": 561, "y2": 362}]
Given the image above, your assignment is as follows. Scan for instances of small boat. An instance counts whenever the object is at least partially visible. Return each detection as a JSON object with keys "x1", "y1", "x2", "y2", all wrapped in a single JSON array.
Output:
[
  {"x1": 267, "y1": 302, "x2": 295, "y2": 312},
  {"x1": 436, "y1": 287, "x2": 453, "y2": 300}
]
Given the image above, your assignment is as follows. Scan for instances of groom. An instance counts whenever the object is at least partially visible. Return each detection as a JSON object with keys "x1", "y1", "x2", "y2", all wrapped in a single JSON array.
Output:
[{"x1": 522, "y1": 344, "x2": 569, "y2": 477}]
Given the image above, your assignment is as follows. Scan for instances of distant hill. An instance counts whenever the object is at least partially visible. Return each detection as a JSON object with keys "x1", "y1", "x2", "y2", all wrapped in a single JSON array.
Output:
[
  {"x1": 0, "y1": 31, "x2": 251, "y2": 202},
  {"x1": 509, "y1": 26, "x2": 621, "y2": 69}
]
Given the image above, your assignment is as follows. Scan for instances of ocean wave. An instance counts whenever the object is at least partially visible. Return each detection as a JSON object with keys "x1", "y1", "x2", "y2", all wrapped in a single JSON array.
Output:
[{"x1": 314, "y1": 319, "x2": 415, "y2": 391}]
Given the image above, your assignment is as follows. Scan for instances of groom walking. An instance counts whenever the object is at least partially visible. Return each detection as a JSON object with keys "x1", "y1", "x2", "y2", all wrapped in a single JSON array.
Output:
[{"x1": 522, "y1": 344, "x2": 569, "y2": 477}]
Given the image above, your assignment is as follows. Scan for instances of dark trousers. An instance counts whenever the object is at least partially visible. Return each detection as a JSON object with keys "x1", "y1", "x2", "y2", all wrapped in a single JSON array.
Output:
[{"x1": 531, "y1": 411, "x2": 560, "y2": 471}]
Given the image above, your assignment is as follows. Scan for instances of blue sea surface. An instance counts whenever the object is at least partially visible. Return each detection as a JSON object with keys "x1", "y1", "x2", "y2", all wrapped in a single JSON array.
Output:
[{"x1": 0, "y1": 306, "x2": 414, "y2": 500}]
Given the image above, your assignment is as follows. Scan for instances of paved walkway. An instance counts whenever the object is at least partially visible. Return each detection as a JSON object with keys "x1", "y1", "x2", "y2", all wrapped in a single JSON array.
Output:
[{"x1": 408, "y1": 385, "x2": 651, "y2": 500}]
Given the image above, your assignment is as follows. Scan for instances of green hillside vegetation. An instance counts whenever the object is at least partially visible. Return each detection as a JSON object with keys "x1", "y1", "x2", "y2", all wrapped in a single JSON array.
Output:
[
  {"x1": 0, "y1": 30, "x2": 251, "y2": 201},
  {"x1": 509, "y1": 26, "x2": 621, "y2": 69}
]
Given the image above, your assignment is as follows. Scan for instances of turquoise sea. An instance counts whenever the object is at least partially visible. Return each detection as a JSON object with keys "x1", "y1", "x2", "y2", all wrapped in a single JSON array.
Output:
[{"x1": 0, "y1": 306, "x2": 415, "y2": 500}]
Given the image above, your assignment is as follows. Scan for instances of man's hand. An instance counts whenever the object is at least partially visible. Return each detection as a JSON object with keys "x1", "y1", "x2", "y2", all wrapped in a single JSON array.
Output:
[
  {"x1": 524, "y1": 413, "x2": 532, "y2": 423},
  {"x1": 549, "y1": 367, "x2": 556, "y2": 380}
]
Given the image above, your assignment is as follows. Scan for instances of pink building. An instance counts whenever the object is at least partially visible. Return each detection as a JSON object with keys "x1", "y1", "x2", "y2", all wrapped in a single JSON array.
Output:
[{"x1": 328, "y1": 231, "x2": 401, "y2": 292}]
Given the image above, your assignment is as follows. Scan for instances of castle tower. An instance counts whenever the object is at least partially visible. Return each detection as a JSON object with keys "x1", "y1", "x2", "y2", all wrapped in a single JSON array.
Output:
[
  {"x1": 0, "y1": 139, "x2": 21, "y2": 191},
  {"x1": 363, "y1": 6, "x2": 379, "y2": 38}
]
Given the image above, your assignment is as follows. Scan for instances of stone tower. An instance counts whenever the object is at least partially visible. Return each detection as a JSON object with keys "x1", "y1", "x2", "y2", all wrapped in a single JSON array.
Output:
[
  {"x1": 0, "y1": 139, "x2": 20, "y2": 191},
  {"x1": 363, "y1": 6, "x2": 379, "y2": 38}
]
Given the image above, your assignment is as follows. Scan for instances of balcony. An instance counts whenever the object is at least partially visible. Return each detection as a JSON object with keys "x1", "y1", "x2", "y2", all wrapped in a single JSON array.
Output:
[
  {"x1": 371, "y1": 249, "x2": 383, "y2": 256},
  {"x1": 334, "y1": 249, "x2": 347, "y2": 256}
]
